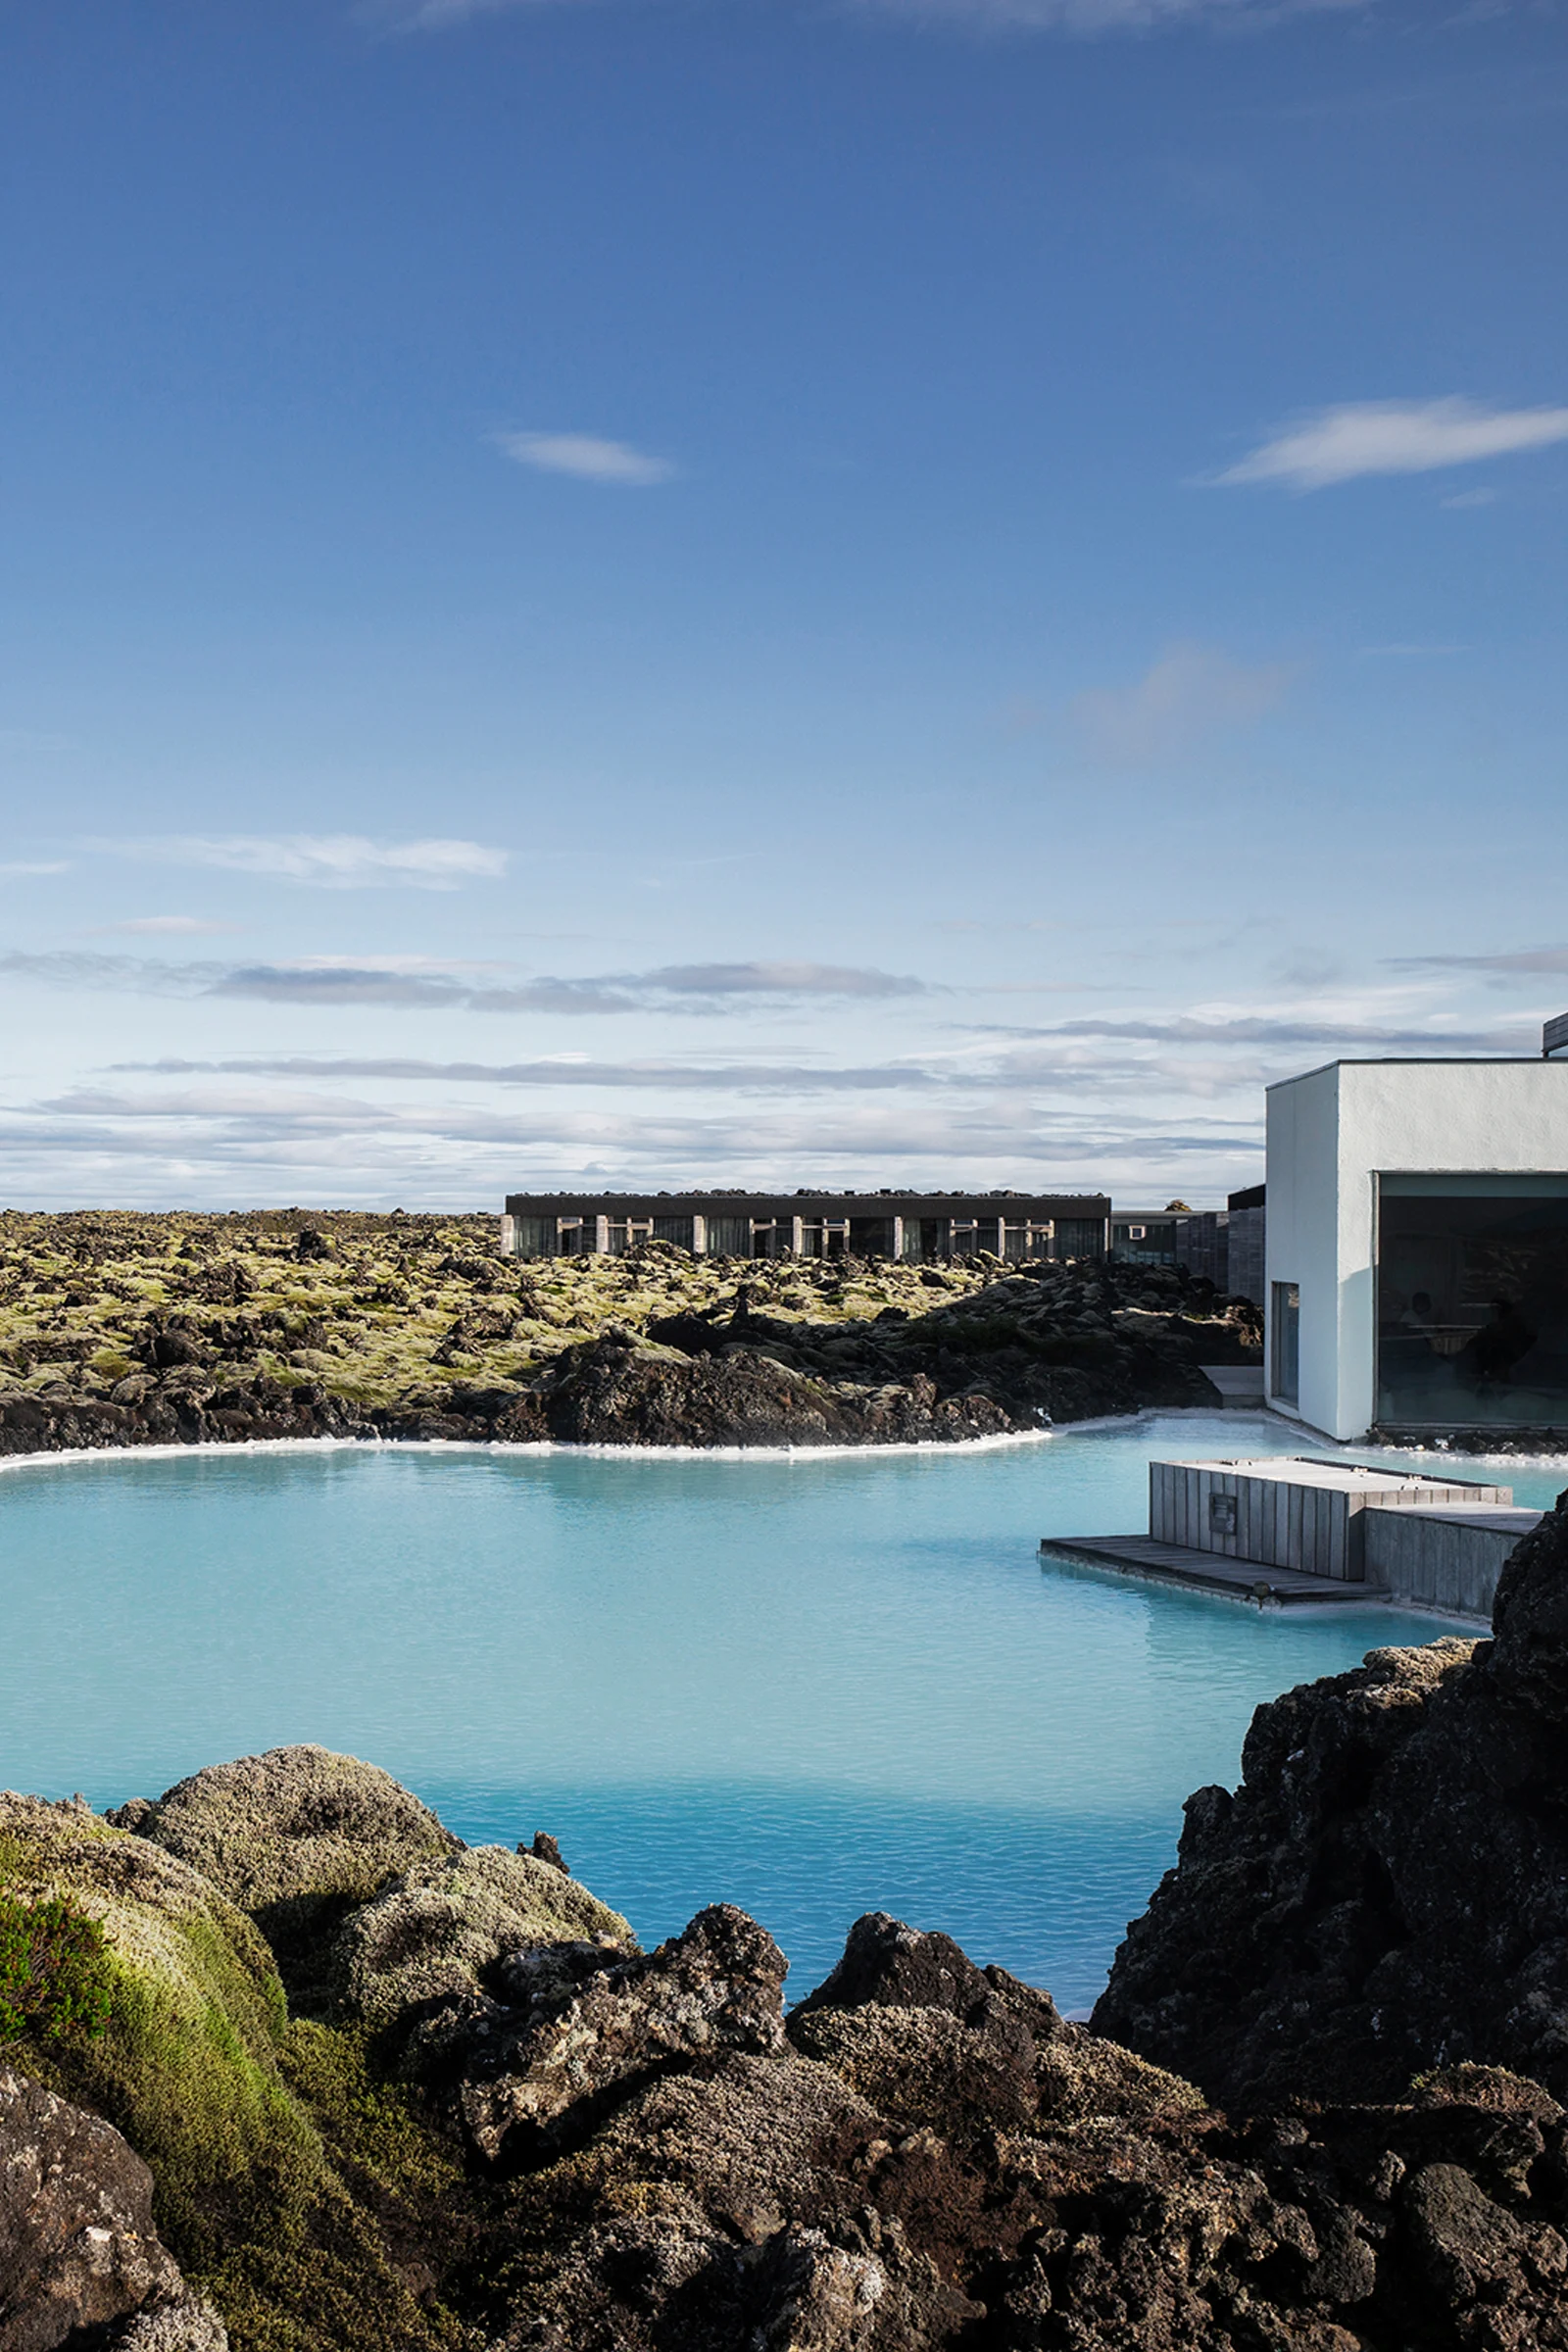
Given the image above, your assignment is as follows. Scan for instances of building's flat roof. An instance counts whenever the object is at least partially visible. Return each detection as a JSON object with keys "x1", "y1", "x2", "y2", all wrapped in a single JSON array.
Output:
[
  {"x1": 504, "y1": 1189, "x2": 1110, "y2": 1217},
  {"x1": 1267, "y1": 1056, "x2": 1568, "y2": 1092},
  {"x1": 1166, "y1": 1455, "x2": 1507, "y2": 1497}
]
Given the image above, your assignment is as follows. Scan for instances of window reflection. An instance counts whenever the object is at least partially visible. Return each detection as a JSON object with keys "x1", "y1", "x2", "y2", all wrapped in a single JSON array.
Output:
[{"x1": 1376, "y1": 1179, "x2": 1568, "y2": 1428}]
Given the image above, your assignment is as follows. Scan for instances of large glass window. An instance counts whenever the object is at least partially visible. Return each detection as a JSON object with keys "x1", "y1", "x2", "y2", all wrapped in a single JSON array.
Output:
[{"x1": 1376, "y1": 1175, "x2": 1568, "y2": 1429}]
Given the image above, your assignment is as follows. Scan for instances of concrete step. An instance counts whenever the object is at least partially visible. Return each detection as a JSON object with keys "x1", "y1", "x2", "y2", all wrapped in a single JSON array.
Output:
[
  {"x1": 1039, "y1": 1533, "x2": 1389, "y2": 1607},
  {"x1": 1200, "y1": 1365, "x2": 1266, "y2": 1407}
]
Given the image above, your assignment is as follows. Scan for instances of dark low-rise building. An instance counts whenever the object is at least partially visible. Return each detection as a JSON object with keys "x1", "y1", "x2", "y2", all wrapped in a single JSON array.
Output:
[
  {"x1": 1108, "y1": 1189, "x2": 1266, "y2": 1304},
  {"x1": 1223, "y1": 1184, "x2": 1266, "y2": 1307},
  {"x1": 500, "y1": 1190, "x2": 1111, "y2": 1264}
]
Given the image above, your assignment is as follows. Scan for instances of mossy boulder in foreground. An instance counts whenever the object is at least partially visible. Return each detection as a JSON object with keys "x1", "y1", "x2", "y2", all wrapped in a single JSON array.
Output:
[{"x1": 0, "y1": 1749, "x2": 628, "y2": 2351}]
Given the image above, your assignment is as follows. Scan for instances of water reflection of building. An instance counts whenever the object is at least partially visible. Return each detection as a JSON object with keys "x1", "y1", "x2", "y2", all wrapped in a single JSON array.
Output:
[
  {"x1": 499, "y1": 1192, "x2": 1111, "y2": 1264},
  {"x1": 1265, "y1": 1023, "x2": 1568, "y2": 1439}
]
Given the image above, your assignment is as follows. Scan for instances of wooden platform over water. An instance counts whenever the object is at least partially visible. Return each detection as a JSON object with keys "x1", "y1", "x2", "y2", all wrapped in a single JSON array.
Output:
[{"x1": 1039, "y1": 1534, "x2": 1390, "y2": 1607}]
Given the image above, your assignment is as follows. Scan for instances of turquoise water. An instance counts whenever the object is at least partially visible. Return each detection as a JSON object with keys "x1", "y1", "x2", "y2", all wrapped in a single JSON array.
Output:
[{"x1": 3, "y1": 1415, "x2": 1562, "y2": 2010}]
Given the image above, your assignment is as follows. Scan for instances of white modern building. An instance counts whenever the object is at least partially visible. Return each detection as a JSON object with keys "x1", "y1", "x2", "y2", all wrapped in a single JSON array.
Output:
[{"x1": 1264, "y1": 1043, "x2": 1568, "y2": 1440}]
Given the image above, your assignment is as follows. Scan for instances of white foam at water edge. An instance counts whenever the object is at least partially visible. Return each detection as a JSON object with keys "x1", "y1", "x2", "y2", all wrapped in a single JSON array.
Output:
[{"x1": 0, "y1": 1425, "x2": 1055, "y2": 1475}]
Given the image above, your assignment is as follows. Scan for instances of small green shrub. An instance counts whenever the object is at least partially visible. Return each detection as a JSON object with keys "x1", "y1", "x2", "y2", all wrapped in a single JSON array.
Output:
[{"x1": 0, "y1": 1889, "x2": 114, "y2": 2043}]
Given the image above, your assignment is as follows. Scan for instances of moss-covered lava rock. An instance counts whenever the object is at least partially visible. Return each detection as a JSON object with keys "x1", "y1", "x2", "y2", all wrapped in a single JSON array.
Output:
[{"x1": 0, "y1": 1209, "x2": 1259, "y2": 1453}]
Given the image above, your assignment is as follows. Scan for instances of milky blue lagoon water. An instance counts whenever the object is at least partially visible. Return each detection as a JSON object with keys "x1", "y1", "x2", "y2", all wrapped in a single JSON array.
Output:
[{"x1": 4, "y1": 1413, "x2": 1563, "y2": 2011}]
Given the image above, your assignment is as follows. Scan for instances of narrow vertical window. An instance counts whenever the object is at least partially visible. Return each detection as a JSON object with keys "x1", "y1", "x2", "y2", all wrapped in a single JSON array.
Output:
[{"x1": 1272, "y1": 1282, "x2": 1299, "y2": 1405}]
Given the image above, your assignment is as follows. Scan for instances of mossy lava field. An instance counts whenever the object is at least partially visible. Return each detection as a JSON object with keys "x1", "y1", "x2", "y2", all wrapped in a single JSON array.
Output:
[{"x1": 0, "y1": 1208, "x2": 1260, "y2": 1454}]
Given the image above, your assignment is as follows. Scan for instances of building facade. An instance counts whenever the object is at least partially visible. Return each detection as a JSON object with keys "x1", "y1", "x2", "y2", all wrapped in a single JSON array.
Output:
[
  {"x1": 1264, "y1": 1056, "x2": 1568, "y2": 1440},
  {"x1": 500, "y1": 1191, "x2": 1111, "y2": 1264}
]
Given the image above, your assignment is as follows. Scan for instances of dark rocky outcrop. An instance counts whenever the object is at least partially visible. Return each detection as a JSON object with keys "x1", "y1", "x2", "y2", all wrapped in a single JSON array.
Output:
[
  {"x1": 460, "y1": 1903, "x2": 788, "y2": 2163},
  {"x1": 0, "y1": 2068, "x2": 224, "y2": 2351},
  {"x1": 451, "y1": 1909, "x2": 1568, "y2": 2352},
  {"x1": 1094, "y1": 1486, "x2": 1568, "y2": 2115}
]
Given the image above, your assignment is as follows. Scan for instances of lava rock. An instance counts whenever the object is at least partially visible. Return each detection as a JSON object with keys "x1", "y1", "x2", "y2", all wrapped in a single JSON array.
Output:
[
  {"x1": 1093, "y1": 1489, "x2": 1568, "y2": 2111},
  {"x1": 461, "y1": 1903, "x2": 788, "y2": 2162},
  {"x1": 0, "y1": 2068, "x2": 221, "y2": 2352}
]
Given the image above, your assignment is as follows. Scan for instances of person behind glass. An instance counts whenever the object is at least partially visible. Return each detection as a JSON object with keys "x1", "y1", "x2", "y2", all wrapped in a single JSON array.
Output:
[
  {"x1": 1398, "y1": 1291, "x2": 1437, "y2": 1342},
  {"x1": 1392, "y1": 1290, "x2": 1439, "y2": 1382},
  {"x1": 1467, "y1": 1297, "x2": 1538, "y2": 1386}
]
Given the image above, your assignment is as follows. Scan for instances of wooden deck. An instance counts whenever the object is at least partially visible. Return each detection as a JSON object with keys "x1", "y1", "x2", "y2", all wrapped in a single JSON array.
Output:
[{"x1": 1039, "y1": 1534, "x2": 1390, "y2": 1607}]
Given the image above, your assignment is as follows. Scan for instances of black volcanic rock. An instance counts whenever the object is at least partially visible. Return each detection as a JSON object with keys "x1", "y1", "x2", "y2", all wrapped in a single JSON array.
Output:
[
  {"x1": 1093, "y1": 1488, "x2": 1568, "y2": 2113},
  {"x1": 0, "y1": 2069, "x2": 223, "y2": 2351}
]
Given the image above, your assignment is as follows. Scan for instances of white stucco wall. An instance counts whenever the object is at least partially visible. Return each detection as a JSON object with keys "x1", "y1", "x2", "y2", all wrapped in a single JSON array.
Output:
[{"x1": 1264, "y1": 1058, "x2": 1568, "y2": 1439}]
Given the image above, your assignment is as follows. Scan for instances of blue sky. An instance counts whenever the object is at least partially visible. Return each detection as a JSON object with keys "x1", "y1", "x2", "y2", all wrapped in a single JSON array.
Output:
[{"x1": 1, "y1": 0, "x2": 1565, "y2": 1208}]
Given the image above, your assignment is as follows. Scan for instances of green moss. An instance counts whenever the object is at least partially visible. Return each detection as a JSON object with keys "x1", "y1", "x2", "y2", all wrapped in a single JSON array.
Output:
[
  {"x1": 0, "y1": 1888, "x2": 113, "y2": 2043},
  {"x1": 0, "y1": 1789, "x2": 486, "y2": 2350},
  {"x1": 198, "y1": 2019, "x2": 470, "y2": 2352},
  {"x1": 279, "y1": 2018, "x2": 467, "y2": 2214}
]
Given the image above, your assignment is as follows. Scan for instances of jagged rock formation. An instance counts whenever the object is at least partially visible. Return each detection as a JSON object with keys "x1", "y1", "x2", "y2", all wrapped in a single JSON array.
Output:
[
  {"x1": 0, "y1": 2069, "x2": 225, "y2": 2351},
  {"x1": 9, "y1": 1735, "x2": 1568, "y2": 2348},
  {"x1": 0, "y1": 1208, "x2": 1259, "y2": 1453},
  {"x1": 1095, "y1": 1487, "x2": 1568, "y2": 2116},
  {"x1": 325, "y1": 1844, "x2": 632, "y2": 2030}
]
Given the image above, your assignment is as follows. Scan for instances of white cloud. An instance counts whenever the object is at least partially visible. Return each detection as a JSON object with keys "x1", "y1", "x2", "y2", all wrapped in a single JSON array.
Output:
[
  {"x1": 1216, "y1": 399, "x2": 1568, "y2": 491},
  {"x1": 496, "y1": 431, "x2": 676, "y2": 487},
  {"x1": 0, "y1": 949, "x2": 922, "y2": 1014},
  {"x1": 1391, "y1": 946, "x2": 1568, "y2": 977},
  {"x1": 868, "y1": 0, "x2": 1350, "y2": 24},
  {"x1": 360, "y1": 0, "x2": 553, "y2": 27},
  {"x1": 380, "y1": 0, "x2": 1354, "y2": 31},
  {"x1": 0, "y1": 860, "x2": 71, "y2": 877},
  {"x1": 102, "y1": 916, "x2": 236, "y2": 936},
  {"x1": 1071, "y1": 641, "x2": 1293, "y2": 764},
  {"x1": 97, "y1": 834, "x2": 509, "y2": 890}
]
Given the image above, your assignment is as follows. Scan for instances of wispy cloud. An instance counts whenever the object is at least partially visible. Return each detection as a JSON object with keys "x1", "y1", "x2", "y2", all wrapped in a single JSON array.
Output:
[
  {"x1": 111, "y1": 1054, "x2": 935, "y2": 1094},
  {"x1": 388, "y1": 0, "x2": 1358, "y2": 34},
  {"x1": 1389, "y1": 947, "x2": 1568, "y2": 977},
  {"x1": 1071, "y1": 641, "x2": 1293, "y2": 764},
  {"x1": 5, "y1": 1084, "x2": 1259, "y2": 1200},
  {"x1": 0, "y1": 860, "x2": 71, "y2": 877},
  {"x1": 0, "y1": 950, "x2": 924, "y2": 1014},
  {"x1": 1216, "y1": 399, "x2": 1568, "y2": 492},
  {"x1": 359, "y1": 0, "x2": 573, "y2": 29},
  {"x1": 496, "y1": 431, "x2": 676, "y2": 486},
  {"x1": 97, "y1": 916, "x2": 237, "y2": 937},
  {"x1": 992, "y1": 1012, "x2": 1534, "y2": 1051},
  {"x1": 869, "y1": 0, "x2": 1354, "y2": 24},
  {"x1": 95, "y1": 834, "x2": 509, "y2": 890},
  {"x1": 212, "y1": 957, "x2": 923, "y2": 1012},
  {"x1": 0, "y1": 951, "x2": 216, "y2": 997},
  {"x1": 647, "y1": 962, "x2": 917, "y2": 998}
]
